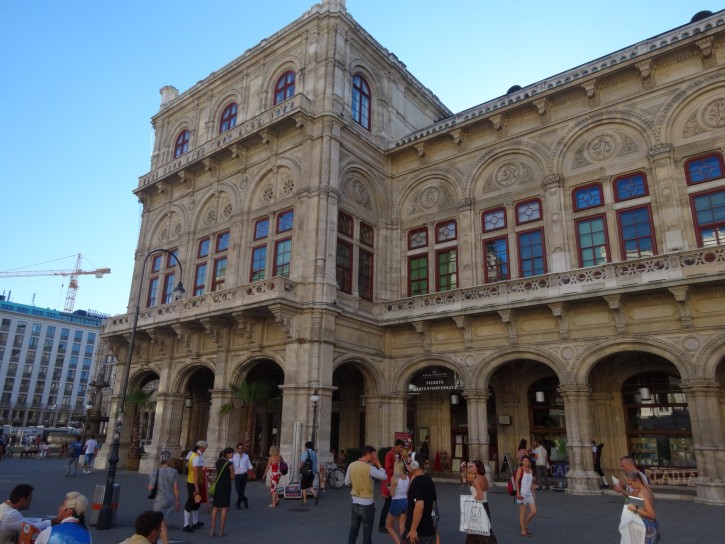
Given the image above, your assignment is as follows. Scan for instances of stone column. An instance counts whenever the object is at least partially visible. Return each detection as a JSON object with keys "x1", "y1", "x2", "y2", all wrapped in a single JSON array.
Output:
[
  {"x1": 680, "y1": 378, "x2": 725, "y2": 505},
  {"x1": 139, "y1": 392, "x2": 185, "y2": 474},
  {"x1": 464, "y1": 389, "x2": 489, "y2": 462},
  {"x1": 559, "y1": 383, "x2": 600, "y2": 494}
]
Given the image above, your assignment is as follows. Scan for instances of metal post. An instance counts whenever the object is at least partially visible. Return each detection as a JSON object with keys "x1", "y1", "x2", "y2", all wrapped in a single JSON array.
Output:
[
  {"x1": 95, "y1": 248, "x2": 184, "y2": 530},
  {"x1": 310, "y1": 390, "x2": 320, "y2": 448}
]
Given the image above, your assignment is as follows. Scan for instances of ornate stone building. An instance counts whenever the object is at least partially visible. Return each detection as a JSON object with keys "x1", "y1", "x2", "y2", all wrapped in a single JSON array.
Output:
[{"x1": 99, "y1": 1, "x2": 725, "y2": 503}]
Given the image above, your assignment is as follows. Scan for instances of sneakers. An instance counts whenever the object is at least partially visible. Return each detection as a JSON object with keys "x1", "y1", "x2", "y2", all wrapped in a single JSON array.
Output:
[
  {"x1": 192, "y1": 522, "x2": 205, "y2": 529},
  {"x1": 182, "y1": 526, "x2": 193, "y2": 533}
]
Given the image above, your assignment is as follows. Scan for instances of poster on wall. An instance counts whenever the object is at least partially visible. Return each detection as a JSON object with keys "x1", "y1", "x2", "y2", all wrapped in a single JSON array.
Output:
[{"x1": 395, "y1": 431, "x2": 413, "y2": 452}]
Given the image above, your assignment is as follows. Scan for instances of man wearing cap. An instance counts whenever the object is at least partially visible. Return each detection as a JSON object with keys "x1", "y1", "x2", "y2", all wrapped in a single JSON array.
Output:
[
  {"x1": 183, "y1": 440, "x2": 207, "y2": 533},
  {"x1": 0, "y1": 484, "x2": 58, "y2": 544},
  {"x1": 35, "y1": 492, "x2": 91, "y2": 544}
]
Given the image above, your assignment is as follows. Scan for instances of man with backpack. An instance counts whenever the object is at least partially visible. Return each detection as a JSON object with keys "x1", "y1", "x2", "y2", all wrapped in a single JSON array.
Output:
[
  {"x1": 299, "y1": 441, "x2": 319, "y2": 506},
  {"x1": 66, "y1": 438, "x2": 83, "y2": 477}
]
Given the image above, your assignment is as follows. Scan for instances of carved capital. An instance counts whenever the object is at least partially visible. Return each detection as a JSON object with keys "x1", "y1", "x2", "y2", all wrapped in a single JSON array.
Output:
[
  {"x1": 200, "y1": 317, "x2": 233, "y2": 348},
  {"x1": 603, "y1": 294, "x2": 627, "y2": 334},
  {"x1": 668, "y1": 286, "x2": 692, "y2": 328},
  {"x1": 696, "y1": 36, "x2": 713, "y2": 58},
  {"x1": 533, "y1": 98, "x2": 549, "y2": 116},
  {"x1": 202, "y1": 158, "x2": 217, "y2": 172},
  {"x1": 450, "y1": 128, "x2": 467, "y2": 145},
  {"x1": 414, "y1": 142, "x2": 427, "y2": 158},
  {"x1": 412, "y1": 320, "x2": 432, "y2": 353},
  {"x1": 452, "y1": 316, "x2": 472, "y2": 349},
  {"x1": 635, "y1": 59, "x2": 651, "y2": 79},
  {"x1": 648, "y1": 143, "x2": 673, "y2": 161},
  {"x1": 497, "y1": 309, "x2": 518, "y2": 344},
  {"x1": 543, "y1": 174, "x2": 563, "y2": 189},
  {"x1": 489, "y1": 113, "x2": 504, "y2": 131},
  {"x1": 270, "y1": 304, "x2": 296, "y2": 338},
  {"x1": 548, "y1": 302, "x2": 569, "y2": 340}
]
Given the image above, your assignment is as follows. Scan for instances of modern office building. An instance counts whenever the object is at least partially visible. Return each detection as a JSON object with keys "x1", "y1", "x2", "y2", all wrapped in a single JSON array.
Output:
[
  {"x1": 0, "y1": 298, "x2": 106, "y2": 434},
  {"x1": 99, "y1": 1, "x2": 725, "y2": 503}
]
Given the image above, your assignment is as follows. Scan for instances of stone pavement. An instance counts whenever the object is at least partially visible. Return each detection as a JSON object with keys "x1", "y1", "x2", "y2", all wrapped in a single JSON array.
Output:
[{"x1": 0, "y1": 457, "x2": 720, "y2": 543}]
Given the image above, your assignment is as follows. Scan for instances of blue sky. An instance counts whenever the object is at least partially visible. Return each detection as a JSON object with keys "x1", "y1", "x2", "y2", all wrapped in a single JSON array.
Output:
[{"x1": 0, "y1": 1, "x2": 705, "y2": 315}]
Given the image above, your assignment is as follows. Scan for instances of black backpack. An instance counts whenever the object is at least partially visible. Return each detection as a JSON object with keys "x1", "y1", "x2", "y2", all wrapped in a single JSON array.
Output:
[{"x1": 302, "y1": 449, "x2": 314, "y2": 475}]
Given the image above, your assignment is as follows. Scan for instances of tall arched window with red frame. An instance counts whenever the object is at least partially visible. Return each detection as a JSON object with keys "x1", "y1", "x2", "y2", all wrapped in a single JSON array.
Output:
[
  {"x1": 174, "y1": 130, "x2": 190, "y2": 158},
  {"x1": 219, "y1": 102, "x2": 238, "y2": 133},
  {"x1": 274, "y1": 71, "x2": 296, "y2": 105}
]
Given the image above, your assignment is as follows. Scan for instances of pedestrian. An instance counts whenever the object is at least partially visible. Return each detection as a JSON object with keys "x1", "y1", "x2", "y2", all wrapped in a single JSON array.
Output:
[
  {"x1": 532, "y1": 439, "x2": 549, "y2": 490},
  {"x1": 345, "y1": 445, "x2": 387, "y2": 544},
  {"x1": 66, "y1": 437, "x2": 83, "y2": 477},
  {"x1": 463, "y1": 459, "x2": 496, "y2": 544},
  {"x1": 210, "y1": 447, "x2": 234, "y2": 537},
  {"x1": 35, "y1": 491, "x2": 90, "y2": 544},
  {"x1": 379, "y1": 439, "x2": 405, "y2": 533},
  {"x1": 419, "y1": 436, "x2": 430, "y2": 457},
  {"x1": 384, "y1": 460, "x2": 409, "y2": 544},
  {"x1": 403, "y1": 452, "x2": 438, "y2": 544},
  {"x1": 182, "y1": 440, "x2": 207, "y2": 533},
  {"x1": 591, "y1": 440, "x2": 609, "y2": 487},
  {"x1": 0, "y1": 484, "x2": 57, "y2": 543},
  {"x1": 262, "y1": 445, "x2": 282, "y2": 508},
  {"x1": 147, "y1": 452, "x2": 180, "y2": 523},
  {"x1": 119, "y1": 510, "x2": 168, "y2": 544},
  {"x1": 300, "y1": 441, "x2": 319, "y2": 506},
  {"x1": 232, "y1": 442, "x2": 252, "y2": 510},
  {"x1": 515, "y1": 439, "x2": 528, "y2": 465},
  {"x1": 624, "y1": 471, "x2": 660, "y2": 544},
  {"x1": 613, "y1": 455, "x2": 649, "y2": 497},
  {"x1": 514, "y1": 455, "x2": 536, "y2": 537},
  {"x1": 82, "y1": 436, "x2": 98, "y2": 474}
]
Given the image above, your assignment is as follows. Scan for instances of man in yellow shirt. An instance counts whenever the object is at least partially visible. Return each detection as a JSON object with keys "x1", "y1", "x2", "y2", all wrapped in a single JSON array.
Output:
[
  {"x1": 344, "y1": 445, "x2": 386, "y2": 544},
  {"x1": 183, "y1": 440, "x2": 207, "y2": 533}
]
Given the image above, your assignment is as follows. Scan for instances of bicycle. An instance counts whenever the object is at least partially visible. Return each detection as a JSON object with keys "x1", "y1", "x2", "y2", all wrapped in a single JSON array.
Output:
[{"x1": 323, "y1": 462, "x2": 345, "y2": 489}]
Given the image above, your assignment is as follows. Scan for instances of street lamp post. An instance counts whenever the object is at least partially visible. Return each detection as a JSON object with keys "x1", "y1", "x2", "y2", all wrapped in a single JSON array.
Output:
[
  {"x1": 96, "y1": 248, "x2": 185, "y2": 530},
  {"x1": 310, "y1": 390, "x2": 320, "y2": 449}
]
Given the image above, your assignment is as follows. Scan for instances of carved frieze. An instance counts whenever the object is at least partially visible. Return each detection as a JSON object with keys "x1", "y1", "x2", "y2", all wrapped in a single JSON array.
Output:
[{"x1": 571, "y1": 131, "x2": 640, "y2": 169}]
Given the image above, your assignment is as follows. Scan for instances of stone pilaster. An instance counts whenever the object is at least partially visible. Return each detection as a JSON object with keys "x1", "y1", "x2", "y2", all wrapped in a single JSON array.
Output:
[
  {"x1": 559, "y1": 383, "x2": 601, "y2": 494},
  {"x1": 680, "y1": 378, "x2": 725, "y2": 505},
  {"x1": 464, "y1": 389, "x2": 489, "y2": 462}
]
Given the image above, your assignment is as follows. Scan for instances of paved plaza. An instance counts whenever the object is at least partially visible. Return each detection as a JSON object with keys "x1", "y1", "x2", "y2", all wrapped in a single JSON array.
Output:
[{"x1": 0, "y1": 457, "x2": 720, "y2": 543}]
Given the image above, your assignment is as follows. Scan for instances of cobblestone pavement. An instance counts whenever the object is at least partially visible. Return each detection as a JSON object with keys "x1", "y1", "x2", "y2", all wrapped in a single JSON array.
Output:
[{"x1": 0, "y1": 457, "x2": 719, "y2": 543}]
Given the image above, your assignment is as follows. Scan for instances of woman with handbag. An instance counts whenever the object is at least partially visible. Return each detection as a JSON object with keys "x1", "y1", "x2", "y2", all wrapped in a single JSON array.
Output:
[
  {"x1": 262, "y1": 445, "x2": 283, "y2": 508},
  {"x1": 209, "y1": 448, "x2": 234, "y2": 537},
  {"x1": 514, "y1": 456, "x2": 537, "y2": 537},
  {"x1": 147, "y1": 452, "x2": 180, "y2": 523},
  {"x1": 463, "y1": 460, "x2": 496, "y2": 543}
]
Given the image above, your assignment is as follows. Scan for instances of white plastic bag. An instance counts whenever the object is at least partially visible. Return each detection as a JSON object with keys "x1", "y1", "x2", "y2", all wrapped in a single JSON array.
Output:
[{"x1": 459, "y1": 495, "x2": 491, "y2": 536}]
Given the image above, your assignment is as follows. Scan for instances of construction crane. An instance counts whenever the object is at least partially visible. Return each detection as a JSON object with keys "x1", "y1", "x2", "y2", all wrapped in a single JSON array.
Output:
[{"x1": 0, "y1": 253, "x2": 111, "y2": 312}]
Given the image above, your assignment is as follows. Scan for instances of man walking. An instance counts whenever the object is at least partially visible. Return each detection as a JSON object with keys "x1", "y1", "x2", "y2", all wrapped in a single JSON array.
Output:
[
  {"x1": 613, "y1": 455, "x2": 648, "y2": 496},
  {"x1": 532, "y1": 439, "x2": 549, "y2": 490},
  {"x1": 300, "y1": 441, "x2": 319, "y2": 506},
  {"x1": 66, "y1": 437, "x2": 83, "y2": 477},
  {"x1": 404, "y1": 452, "x2": 438, "y2": 544},
  {"x1": 82, "y1": 436, "x2": 98, "y2": 474},
  {"x1": 232, "y1": 443, "x2": 252, "y2": 510},
  {"x1": 183, "y1": 440, "x2": 207, "y2": 533},
  {"x1": 378, "y1": 439, "x2": 405, "y2": 533},
  {"x1": 345, "y1": 445, "x2": 387, "y2": 544}
]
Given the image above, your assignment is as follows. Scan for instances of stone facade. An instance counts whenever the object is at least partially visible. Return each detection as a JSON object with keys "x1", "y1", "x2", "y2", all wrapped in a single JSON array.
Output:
[{"x1": 98, "y1": 1, "x2": 725, "y2": 504}]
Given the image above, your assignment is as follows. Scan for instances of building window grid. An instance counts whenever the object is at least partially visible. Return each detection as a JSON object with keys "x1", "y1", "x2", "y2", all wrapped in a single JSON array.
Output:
[
  {"x1": 576, "y1": 215, "x2": 610, "y2": 267},
  {"x1": 174, "y1": 130, "x2": 190, "y2": 158},
  {"x1": 219, "y1": 102, "x2": 238, "y2": 133},
  {"x1": 484, "y1": 237, "x2": 510, "y2": 283},
  {"x1": 617, "y1": 205, "x2": 656, "y2": 259},
  {"x1": 690, "y1": 189, "x2": 725, "y2": 247},
  {"x1": 685, "y1": 153, "x2": 724, "y2": 185},
  {"x1": 483, "y1": 208, "x2": 507, "y2": 232},
  {"x1": 573, "y1": 183, "x2": 604, "y2": 211},
  {"x1": 518, "y1": 228, "x2": 547, "y2": 277},
  {"x1": 336, "y1": 240, "x2": 353, "y2": 294},
  {"x1": 516, "y1": 199, "x2": 542, "y2": 225},
  {"x1": 352, "y1": 74, "x2": 371, "y2": 130},
  {"x1": 614, "y1": 172, "x2": 649, "y2": 202},
  {"x1": 358, "y1": 248, "x2": 374, "y2": 301},
  {"x1": 273, "y1": 239, "x2": 292, "y2": 277},
  {"x1": 274, "y1": 71, "x2": 296, "y2": 105}
]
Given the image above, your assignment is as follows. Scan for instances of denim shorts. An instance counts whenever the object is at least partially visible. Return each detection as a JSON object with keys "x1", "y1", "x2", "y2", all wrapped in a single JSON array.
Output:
[{"x1": 389, "y1": 498, "x2": 407, "y2": 516}]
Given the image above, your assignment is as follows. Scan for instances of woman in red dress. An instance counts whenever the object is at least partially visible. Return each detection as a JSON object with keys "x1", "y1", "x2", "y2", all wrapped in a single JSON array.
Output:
[{"x1": 262, "y1": 445, "x2": 282, "y2": 508}]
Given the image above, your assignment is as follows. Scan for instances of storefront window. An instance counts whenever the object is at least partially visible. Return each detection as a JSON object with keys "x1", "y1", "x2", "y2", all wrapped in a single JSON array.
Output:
[
  {"x1": 528, "y1": 377, "x2": 566, "y2": 463},
  {"x1": 622, "y1": 372, "x2": 693, "y2": 468}
]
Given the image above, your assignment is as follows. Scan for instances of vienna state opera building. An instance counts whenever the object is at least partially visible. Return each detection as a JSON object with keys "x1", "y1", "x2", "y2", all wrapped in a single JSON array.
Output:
[{"x1": 98, "y1": 0, "x2": 725, "y2": 504}]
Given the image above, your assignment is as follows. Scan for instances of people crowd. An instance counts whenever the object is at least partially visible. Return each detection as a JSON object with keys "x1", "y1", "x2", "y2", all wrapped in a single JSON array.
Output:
[{"x1": 0, "y1": 433, "x2": 664, "y2": 543}]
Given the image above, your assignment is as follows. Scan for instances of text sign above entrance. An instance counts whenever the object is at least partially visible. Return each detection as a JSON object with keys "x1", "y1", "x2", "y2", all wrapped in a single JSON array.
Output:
[{"x1": 410, "y1": 367, "x2": 456, "y2": 391}]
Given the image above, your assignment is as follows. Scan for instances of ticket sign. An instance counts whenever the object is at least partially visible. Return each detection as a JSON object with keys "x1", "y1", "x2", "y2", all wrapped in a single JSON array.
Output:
[{"x1": 410, "y1": 367, "x2": 456, "y2": 391}]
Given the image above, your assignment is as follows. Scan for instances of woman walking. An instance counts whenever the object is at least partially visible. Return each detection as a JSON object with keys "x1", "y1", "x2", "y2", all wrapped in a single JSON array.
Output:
[
  {"x1": 514, "y1": 455, "x2": 536, "y2": 537},
  {"x1": 210, "y1": 447, "x2": 234, "y2": 536},
  {"x1": 464, "y1": 460, "x2": 495, "y2": 543},
  {"x1": 625, "y1": 471, "x2": 660, "y2": 543},
  {"x1": 262, "y1": 445, "x2": 282, "y2": 508},
  {"x1": 147, "y1": 452, "x2": 180, "y2": 524},
  {"x1": 385, "y1": 460, "x2": 409, "y2": 544}
]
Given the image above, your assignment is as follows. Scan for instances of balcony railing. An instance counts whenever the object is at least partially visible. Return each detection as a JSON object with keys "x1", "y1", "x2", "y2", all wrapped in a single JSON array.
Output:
[{"x1": 379, "y1": 246, "x2": 725, "y2": 321}]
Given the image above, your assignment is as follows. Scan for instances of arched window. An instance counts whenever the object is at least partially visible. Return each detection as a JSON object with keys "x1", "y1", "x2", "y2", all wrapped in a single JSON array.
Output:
[
  {"x1": 274, "y1": 71, "x2": 296, "y2": 105},
  {"x1": 219, "y1": 102, "x2": 238, "y2": 133},
  {"x1": 352, "y1": 74, "x2": 371, "y2": 130},
  {"x1": 173, "y1": 130, "x2": 190, "y2": 158}
]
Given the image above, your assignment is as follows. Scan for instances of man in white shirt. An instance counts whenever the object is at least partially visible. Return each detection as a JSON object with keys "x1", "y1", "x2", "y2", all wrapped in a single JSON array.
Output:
[
  {"x1": 232, "y1": 443, "x2": 253, "y2": 510},
  {"x1": 0, "y1": 484, "x2": 57, "y2": 544},
  {"x1": 82, "y1": 438, "x2": 99, "y2": 474},
  {"x1": 532, "y1": 440, "x2": 549, "y2": 490}
]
